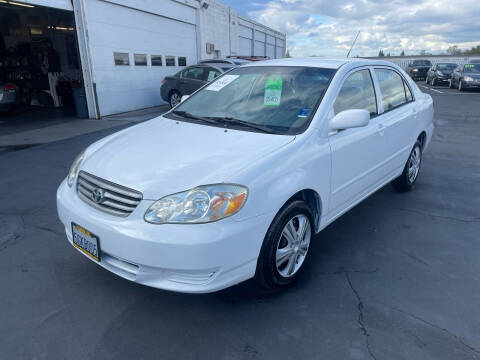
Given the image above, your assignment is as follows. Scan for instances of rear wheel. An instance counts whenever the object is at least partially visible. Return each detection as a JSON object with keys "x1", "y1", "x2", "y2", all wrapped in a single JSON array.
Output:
[
  {"x1": 255, "y1": 200, "x2": 313, "y2": 290},
  {"x1": 169, "y1": 91, "x2": 181, "y2": 108},
  {"x1": 392, "y1": 141, "x2": 422, "y2": 192}
]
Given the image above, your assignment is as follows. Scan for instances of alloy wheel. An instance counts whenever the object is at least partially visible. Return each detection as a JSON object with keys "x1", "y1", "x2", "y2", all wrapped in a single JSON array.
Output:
[
  {"x1": 170, "y1": 92, "x2": 181, "y2": 108},
  {"x1": 275, "y1": 215, "x2": 311, "y2": 278},
  {"x1": 407, "y1": 146, "x2": 421, "y2": 184}
]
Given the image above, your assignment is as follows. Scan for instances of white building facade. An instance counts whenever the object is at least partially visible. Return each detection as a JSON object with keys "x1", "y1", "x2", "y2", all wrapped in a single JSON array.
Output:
[{"x1": 17, "y1": 0, "x2": 286, "y2": 118}]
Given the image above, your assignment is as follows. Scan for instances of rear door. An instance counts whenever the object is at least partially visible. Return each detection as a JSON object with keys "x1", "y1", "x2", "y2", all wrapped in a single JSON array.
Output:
[
  {"x1": 372, "y1": 67, "x2": 417, "y2": 176},
  {"x1": 328, "y1": 68, "x2": 386, "y2": 219}
]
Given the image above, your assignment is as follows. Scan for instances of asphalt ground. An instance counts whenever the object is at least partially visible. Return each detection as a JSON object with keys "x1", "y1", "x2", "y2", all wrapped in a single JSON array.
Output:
[{"x1": 0, "y1": 84, "x2": 479, "y2": 360}]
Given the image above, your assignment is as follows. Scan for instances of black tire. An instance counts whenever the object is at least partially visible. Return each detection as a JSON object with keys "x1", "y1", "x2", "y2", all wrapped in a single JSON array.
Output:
[
  {"x1": 449, "y1": 79, "x2": 453, "y2": 88},
  {"x1": 458, "y1": 80, "x2": 465, "y2": 92},
  {"x1": 169, "y1": 90, "x2": 181, "y2": 108},
  {"x1": 255, "y1": 200, "x2": 314, "y2": 291},
  {"x1": 392, "y1": 141, "x2": 422, "y2": 192}
]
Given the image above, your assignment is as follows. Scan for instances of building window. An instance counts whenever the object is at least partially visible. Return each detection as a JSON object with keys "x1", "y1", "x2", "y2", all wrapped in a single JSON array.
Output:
[
  {"x1": 114, "y1": 52, "x2": 129, "y2": 66},
  {"x1": 178, "y1": 57, "x2": 187, "y2": 66},
  {"x1": 151, "y1": 55, "x2": 162, "y2": 66},
  {"x1": 134, "y1": 54, "x2": 147, "y2": 66},
  {"x1": 165, "y1": 56, "x2": 175, "y2": 66}
]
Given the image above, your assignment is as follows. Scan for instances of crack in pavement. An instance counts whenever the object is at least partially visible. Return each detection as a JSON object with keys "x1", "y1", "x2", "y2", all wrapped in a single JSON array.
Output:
[
  {"x1": 345, "y1": 272, "x2": 378, "y2": 360},
  {"x1": 388, "y1": 206, "x2": 480, "y2": 224},
  {"x1": 375, "y1": 301, "x2": 480, "y2": 356},
  {"x1": 318, "y1": 268, "x2": 379, "y2": 276}
]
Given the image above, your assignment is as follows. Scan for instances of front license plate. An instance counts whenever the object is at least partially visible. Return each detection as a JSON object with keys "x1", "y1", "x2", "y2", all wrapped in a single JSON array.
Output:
[{"x1": 71, "y1": 223, "x2": 100, "y2": 261}]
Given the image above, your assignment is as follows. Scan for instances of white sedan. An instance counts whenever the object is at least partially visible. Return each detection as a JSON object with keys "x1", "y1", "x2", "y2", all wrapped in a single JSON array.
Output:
[{"x1": 57, "y1": 58, "x2": 434, "y2": 293}]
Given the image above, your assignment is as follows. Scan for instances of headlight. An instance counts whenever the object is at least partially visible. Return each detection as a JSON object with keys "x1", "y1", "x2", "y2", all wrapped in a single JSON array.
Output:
[
  {"x1": 144, "y1": 184, "x2": 248, "y2": 224},
  {"x1": 67, "y1": 149, "x2": 85, "y2": 187},
  {"x1": 412, "y1": 69, "x2": 419, "y2": 72},
  {"x1": 436, "y1": 70, "x2": 443, "y2": 76},
  {"x1": 464, "y1": 76, "x2": 474, "y2": 82}
]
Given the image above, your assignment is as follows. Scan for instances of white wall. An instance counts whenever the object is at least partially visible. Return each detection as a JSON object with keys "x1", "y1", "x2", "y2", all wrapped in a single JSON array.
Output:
[{"x1": 198, "y1": 0, "x2": 286, "y2": 60}]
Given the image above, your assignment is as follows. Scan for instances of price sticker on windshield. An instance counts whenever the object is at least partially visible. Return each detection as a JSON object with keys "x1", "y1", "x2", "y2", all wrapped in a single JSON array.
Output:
[
  {"x1": 264, "y1": 76, "x2": 283, "y2": 106},
  {"x1": 206, "y1": 75, "x2": 239, "y2": 91}
]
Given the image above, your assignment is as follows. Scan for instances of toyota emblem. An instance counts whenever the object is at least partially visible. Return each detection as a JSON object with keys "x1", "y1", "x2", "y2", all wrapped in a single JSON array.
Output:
[{"x1": 91, "y1": 188, "x2": 105, "y2": 204}]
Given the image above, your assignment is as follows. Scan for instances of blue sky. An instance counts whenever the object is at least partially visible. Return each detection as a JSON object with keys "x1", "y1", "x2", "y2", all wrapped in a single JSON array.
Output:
[{"x1": 220, "y1": 0, "x2": 480, "y2": 57}]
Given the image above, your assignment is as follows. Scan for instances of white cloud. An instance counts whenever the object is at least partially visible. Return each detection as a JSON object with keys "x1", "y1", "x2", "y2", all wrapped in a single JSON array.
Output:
[{"x1": 249, "y1": 0, "x2": 480, "y2": 57}]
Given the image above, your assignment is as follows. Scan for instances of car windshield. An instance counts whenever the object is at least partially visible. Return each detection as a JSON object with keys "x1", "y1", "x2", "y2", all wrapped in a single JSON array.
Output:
[
  {"x1": 413, "y1": 60, "x2": 431, "y2": 66},
  {"x1": 437, "y1": 63, "x2": 456, "y2": 70},
  {"x1": 464, "y1": 64, "x2": 480, "y2": 73},
  {"x1": 168, "y1": 66, "x2": 336, "y2": 135}
]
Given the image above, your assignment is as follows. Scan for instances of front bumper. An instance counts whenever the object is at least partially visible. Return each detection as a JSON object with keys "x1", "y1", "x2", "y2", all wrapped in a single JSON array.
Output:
[{"x1": 56, "y1": 179, "x2": 271, "y2": 293}]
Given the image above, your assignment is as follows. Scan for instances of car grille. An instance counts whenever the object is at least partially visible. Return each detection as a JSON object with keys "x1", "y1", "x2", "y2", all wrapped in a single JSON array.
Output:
[{"x1": 76, "y1": 171, "x2": 143, "y2": 217}]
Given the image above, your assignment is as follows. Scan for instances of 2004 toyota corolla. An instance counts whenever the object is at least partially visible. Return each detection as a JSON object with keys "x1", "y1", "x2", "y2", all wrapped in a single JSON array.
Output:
[{"x1": 57, "y1": 58, "x2": 434, "y2": 293}]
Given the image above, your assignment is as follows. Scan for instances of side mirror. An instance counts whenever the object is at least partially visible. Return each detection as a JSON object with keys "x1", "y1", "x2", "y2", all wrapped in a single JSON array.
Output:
[
  {"x1": 330, "y1": 109, "x2": 370, "y2": 131},
  {"x1": 181, "y1": 95, "x2": 190, "y2": 102}
]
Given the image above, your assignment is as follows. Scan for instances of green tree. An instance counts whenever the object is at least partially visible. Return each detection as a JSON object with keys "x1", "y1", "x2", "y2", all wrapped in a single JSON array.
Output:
[
  {"x1": 285, "y1": 50, "x2": 292, "y2": 58},
  {"x1": 378, "y1": 49, "x2": 385, "y2": 57},
  {"x1": 465, "y1": 45, "x2": 480, "y2": 55},
  {"x1": 400, "y1": 50, "x2": 405, "y2": 56}
]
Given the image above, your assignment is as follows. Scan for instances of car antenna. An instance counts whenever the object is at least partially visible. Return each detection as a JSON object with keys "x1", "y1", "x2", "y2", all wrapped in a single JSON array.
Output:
[{"x1": 346, "y1": 31, "x2": 360, "y2": 58}]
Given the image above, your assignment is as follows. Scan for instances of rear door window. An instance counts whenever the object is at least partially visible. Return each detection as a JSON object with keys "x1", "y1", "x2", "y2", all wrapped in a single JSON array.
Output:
[
  {"x1": 182, "y1": 67, "x2": 206, "y2": 80},
  {"x1": 374, "y1": 69, "x2": 408, "y2": 111}
]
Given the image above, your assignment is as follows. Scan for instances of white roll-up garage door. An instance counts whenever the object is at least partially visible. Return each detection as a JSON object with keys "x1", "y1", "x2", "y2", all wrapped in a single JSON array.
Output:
[{"x1": 85, "y1": 0, "x2": 198, "y2": 116}]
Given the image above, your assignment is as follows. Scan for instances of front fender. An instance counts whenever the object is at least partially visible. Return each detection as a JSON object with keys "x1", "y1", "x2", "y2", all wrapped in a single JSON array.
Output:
[{"x1": 232, "y1": 130, "x2": 331, "y2": 230}]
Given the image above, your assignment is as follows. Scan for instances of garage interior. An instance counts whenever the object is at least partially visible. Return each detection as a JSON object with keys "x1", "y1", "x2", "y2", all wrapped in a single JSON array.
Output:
[{"x1": 0, "y1": 1, "x2": 86, "y2": 122}]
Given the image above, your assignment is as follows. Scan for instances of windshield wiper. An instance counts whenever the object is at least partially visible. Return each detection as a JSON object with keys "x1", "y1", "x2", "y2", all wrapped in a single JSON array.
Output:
[
  {"x1": 171, "y1": 110, "x2": 221, "y2": 125},
  {"x1": 205, "y1": 116, "x2": 276, "y2": 134}
]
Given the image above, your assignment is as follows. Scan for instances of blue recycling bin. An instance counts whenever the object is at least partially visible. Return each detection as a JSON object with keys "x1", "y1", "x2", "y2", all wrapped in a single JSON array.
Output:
[{"x1": 72, "y1": 87, "x2": 88, "y2": 118}]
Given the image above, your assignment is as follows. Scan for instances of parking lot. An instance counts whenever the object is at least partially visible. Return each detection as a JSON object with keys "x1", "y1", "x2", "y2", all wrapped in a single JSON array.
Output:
[{"x1": 0, "y1": 84, "x2": 479, "y2": 360}]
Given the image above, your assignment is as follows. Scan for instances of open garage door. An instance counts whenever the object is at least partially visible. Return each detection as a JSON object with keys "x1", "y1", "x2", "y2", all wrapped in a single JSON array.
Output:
[{"x1": 0, "y1": 1, "x2": 86, "y2": 125}]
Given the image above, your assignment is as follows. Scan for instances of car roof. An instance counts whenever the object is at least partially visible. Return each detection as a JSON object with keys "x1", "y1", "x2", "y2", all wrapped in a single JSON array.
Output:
[{"x1": 240, "y1": 57, "x2": 400, "y2": 70}]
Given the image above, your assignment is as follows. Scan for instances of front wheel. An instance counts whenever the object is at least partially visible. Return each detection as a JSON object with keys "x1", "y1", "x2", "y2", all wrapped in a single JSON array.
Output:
[
  {"x1": 392, "y1": 141, "x2": 422, "y2": 192},
  {"x1": 458, "y1": 80, "x2": 465, "y2": 92},
  {"x1": 255, "y1": 200, "x2": 313, "y2": 290}
]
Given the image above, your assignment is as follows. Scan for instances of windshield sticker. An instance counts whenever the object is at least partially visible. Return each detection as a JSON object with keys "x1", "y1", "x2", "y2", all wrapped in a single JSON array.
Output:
[
  {"x1": 264, "y1": 76, "x2": 283, "y2": 106},
  {"x1": 465, "y1": 64, "x2": 475, "y2": 68},
  {"x1": 205, "y1": 74, "x2": 239, "y2": 91},
  {"x1": 297, "y1": 108, "x2": 310, "y2": 118}
]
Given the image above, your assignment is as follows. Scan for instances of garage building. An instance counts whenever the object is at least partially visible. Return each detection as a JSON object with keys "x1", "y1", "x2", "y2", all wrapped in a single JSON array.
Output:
[{"x1": 0, "y1": 0, "x2": 286, "y2": 120}]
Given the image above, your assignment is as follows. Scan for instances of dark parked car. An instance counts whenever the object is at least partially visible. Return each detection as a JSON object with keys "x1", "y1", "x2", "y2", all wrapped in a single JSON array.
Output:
[
  {"x1": 449, "y1": 63, "x2": 480, "y2": 91},
  {"x1": 406, "y1": 60, "x2": 432, "y2": 81},
  {"x1": 426, "y1": 63, "x2": 457, "y2": 86},
  {"x1": 161, "y1": 64, "x2": 233, "y2": 108}
]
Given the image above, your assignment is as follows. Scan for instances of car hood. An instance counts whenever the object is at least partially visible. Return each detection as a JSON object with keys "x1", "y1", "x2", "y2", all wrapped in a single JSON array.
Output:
[
  {"x1": 465, "y1": 73, "x2": 480, "y2": 78},
  {"x1": 81, "y1": 116, "x2": 295, "y2": 199}
]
